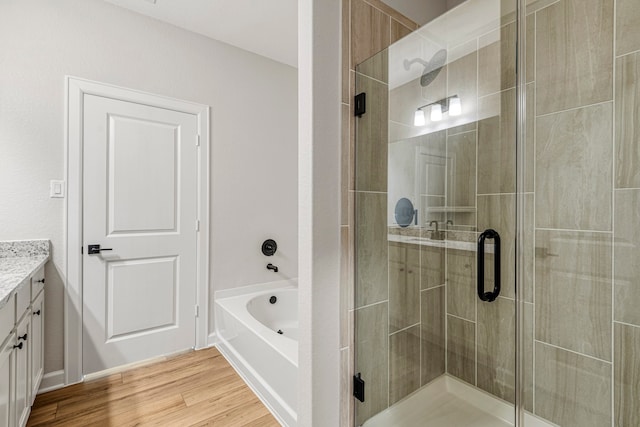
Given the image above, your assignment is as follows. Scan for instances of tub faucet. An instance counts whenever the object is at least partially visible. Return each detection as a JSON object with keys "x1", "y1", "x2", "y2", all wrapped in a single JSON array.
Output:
[{"x1": 267, "y1": 263, "x2": 279, "y2": 273}]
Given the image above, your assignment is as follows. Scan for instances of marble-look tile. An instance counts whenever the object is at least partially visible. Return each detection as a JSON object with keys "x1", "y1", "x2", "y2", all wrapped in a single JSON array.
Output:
[
  {"x1": 477, "y1": 88, "x2": 516, "y2": 195},
  {"x1": 364, "y1": 0, "x2": 418, "y2": 30},
  {"x1": 446, "y1": 131, "x2": 476, "y2": 210},
  {"x1": 535, "y1": 0, "x2": 613, "y2": 115},
  {"x1": 477, "y1": 297, "x2": 515, "y2": 403},
  {"x1": 535, "y1": 230, "x2": 612, "y2": 361},
  {"x1": 389, "y1": 325, "x2": 421, "y2": 404},
  {"x1": 447, "y1": 122, "x2": 476, "y2": 136},
  {"x1": 421, "y1": 287, "x2": 445, "y2": 385},
  {"x1": 389, "y1": 243, "x2": 420, "y2": 332},
  {"x1": 523, "y1": 193, "x2": 534, "y2": 303},
  {"x1": 525, "y1": 84, "x2": 534, "y2": 193},
  {"x1": 341, "y1": 104, "x2": 350, "y2": 226},
  {"x1": 478, "y1": 194, "x2": 515, "y2": 299},
  {"x1": 340, "y1": 347, "x2": 353, "y2": 427},
  {"x1": 525, "y1": 14, "x2": 535, "y2": 83},
  {"x1": 615, "y1": 52, "x2": 640, "y2": 189},
  {"x1": 525, "y1": 0, "x2": 560, "y2": 15},
  {"x1": 447, "y1": 51, "x2": 478, "y2": 124},
  {"x1": 355, "y1": 192, "x2": 388, "y2": 308},
  {"x1": 536, "y1": 103, "x2": 613, "y2": 231},
  {"x1": 478, "y1": 22, "x2": 516, "y2": 97},
  {"x1": 614, "y1": 189, "x2": 640, "y2": 327},
  {"x1": 352, "y1": 0, "x2": 390, "y2": 69},
  {"x1": 340, "y1": 226, "x2": 352, "y2": 349},
  {"x1": 616, "y1": 0, "x2": 640, "y2": 57},
  {"x1": 523, "y1": 302, "x2": 534, "y2": 412},
  {"x1": 390, "y1": 19, "x2": 413, "y2": 44},
  {"x1": 535, "y1": 342, "x2": 612, "y2": 427},
  {"x1": 446, "y1": 249, "x2": 476, "y2": 321},
  {"x1": 614, "y1": 322, "x2": 640, "y2": 426},
  {"x1": 357, "y1": 48, "x2": 388, "y2": 83},
  {"x1": 355, "y1": 74, "x2": 388, "y2": 192},
  {"x1": 355, "y1": 303, "x2": 389, "y2": 425},
  {"x1": 420, "y1": 245, "x2": 444, "y2": 290},
  {"x1": 446, "y1": 315, "x2": 476, "y2": 386}
]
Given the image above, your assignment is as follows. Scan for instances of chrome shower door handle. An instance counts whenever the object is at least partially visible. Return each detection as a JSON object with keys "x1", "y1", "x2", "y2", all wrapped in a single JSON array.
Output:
[{"x1": 477, "y1": 229, "x2": 501, "y2": 302}]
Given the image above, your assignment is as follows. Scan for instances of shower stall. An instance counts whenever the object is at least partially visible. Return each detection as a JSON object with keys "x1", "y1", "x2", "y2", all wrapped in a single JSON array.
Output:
[{"x1": 352, "y1": 0, "x2": 639, "y2": 425}]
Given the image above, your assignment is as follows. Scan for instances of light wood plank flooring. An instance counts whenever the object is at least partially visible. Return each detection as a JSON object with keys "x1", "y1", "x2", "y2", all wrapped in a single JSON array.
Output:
[{"x1": 27, "y1": 347, "x2": 280, "y2": 426}]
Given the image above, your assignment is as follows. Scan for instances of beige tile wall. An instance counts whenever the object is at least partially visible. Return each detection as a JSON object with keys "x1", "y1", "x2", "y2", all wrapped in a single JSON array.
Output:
[
  {"x1": 344, "y1": 0, "x2": 640, "y2": 426},
  {"x1": 340, "y1": 1, "x2": 418, "y2": 425}
]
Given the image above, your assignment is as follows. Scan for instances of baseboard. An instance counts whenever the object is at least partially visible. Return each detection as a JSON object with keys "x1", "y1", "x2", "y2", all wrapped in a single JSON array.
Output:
[
  {"x1": 38, "y1": 370, "x2": 65, "y2": 394},
  {"x1": 207, "y1": 332, "x2": 219, "y2": 347}
]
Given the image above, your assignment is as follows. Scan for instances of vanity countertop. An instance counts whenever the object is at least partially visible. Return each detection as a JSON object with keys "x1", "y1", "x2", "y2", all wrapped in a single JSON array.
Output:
[{"x1": 0, "y1": 240, "x2": 50, "y2": 310}]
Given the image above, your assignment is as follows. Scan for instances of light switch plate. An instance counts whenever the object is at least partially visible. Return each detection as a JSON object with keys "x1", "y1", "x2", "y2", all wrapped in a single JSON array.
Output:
[{"x1": 50, "y1": 180, "x2": 65, "y2": 198}]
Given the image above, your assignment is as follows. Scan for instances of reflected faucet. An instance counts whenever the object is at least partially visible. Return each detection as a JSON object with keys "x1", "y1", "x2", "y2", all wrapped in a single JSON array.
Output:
[{"x1": 429, "y1": 220, "x2": 445, "y2": 241}]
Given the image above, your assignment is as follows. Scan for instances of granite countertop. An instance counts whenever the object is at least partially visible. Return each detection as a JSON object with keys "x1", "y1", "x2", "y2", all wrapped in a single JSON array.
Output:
[{"x1": 0, "y1": 240, "x2": 50, "y2": 310}]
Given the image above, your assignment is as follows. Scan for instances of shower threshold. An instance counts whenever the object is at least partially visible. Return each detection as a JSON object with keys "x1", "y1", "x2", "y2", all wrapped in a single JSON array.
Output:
[{"x1": 362, "y1": 375, "x2": 555, "y2": 427}]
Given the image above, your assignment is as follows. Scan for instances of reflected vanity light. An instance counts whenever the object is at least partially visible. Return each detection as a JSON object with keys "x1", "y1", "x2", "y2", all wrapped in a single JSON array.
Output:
[
  {"x1": 430, "y1": 103, "x2": 442, "y2": 121},
  {"x1": 449, "y1": 96, "x2": 462, "y2": 116},
  {"x1": 413, "y1": 95, "x2": 461, "y2": 126}
]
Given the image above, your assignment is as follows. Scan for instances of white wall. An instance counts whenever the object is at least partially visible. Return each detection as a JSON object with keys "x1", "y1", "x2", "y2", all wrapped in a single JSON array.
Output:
[
  {"x1": 0, "y1": 0, "x2": 297, "y2": 375},
  {"x1": 298, "y1": 0, "x2": 341, "y2": 424}
]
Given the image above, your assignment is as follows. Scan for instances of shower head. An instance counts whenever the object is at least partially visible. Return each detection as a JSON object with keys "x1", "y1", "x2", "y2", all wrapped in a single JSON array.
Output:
[{"x1": 404, "y1": 49, "x2": 448, "y2": 88}]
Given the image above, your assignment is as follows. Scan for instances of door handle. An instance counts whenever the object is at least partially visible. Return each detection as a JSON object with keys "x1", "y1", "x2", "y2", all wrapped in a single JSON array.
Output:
[
  {"x1": 477, "y1": 229, "x2": 501, "y2": 302},
  {"x1": 88, "y1": 244, "x2": 113, "y2": 255}
]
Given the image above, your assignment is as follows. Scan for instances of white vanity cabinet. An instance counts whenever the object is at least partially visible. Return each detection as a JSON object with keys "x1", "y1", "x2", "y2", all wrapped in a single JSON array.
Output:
[
  {"x1": 14, "y1": 313, "x2": 31, "y2": 427},
  {"x1": 0, "y1": 265, "x2": 45, "y2": 427},
  {"x1": 0, "y1": 333, "x2": 16, "y2": 427},
  {"x1": 30, "y1": 291, "x2": 44, "y2": 405}
]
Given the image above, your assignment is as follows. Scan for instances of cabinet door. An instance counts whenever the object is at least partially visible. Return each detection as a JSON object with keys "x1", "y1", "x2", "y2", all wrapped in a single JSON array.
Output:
[
  {"x1": 14, "y1": 314, "x2": 30, "y2": 427},
  {"x1": 0, "y1": 335, "x2": 16, "y2": 427},
  {"x1": 30, "y1": 292, "x2": 44, "y2": 404}
]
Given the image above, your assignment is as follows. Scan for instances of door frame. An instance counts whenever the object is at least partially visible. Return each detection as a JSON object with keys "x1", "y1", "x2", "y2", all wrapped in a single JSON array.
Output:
[{"x1": 64, "y1": 76, "x2": 210, "y2": 385}]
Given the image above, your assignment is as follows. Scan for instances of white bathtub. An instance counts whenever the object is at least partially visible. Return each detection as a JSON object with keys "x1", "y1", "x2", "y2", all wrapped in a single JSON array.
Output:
[{"x1": 215, "y1": 280, "x2": 298, "y2": 426}]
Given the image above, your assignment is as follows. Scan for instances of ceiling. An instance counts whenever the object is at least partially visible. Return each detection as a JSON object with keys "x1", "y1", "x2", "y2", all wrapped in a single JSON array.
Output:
[{"x1": 103, "y1": 0, "x2": 298, "y2": 68}]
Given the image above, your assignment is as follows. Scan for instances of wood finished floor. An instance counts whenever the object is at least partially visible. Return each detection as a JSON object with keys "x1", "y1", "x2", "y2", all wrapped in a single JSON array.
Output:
[{"x1": 27, "y1": 347, "x2": 280, "y2": 426}]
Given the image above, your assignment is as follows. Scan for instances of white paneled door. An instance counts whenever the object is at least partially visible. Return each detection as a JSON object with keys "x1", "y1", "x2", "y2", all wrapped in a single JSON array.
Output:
[{"x1": 82, "y1": 94, "x2": 198, "y2": 375}]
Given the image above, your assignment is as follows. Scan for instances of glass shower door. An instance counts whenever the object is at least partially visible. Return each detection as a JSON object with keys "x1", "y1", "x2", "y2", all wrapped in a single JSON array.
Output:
[{"x1": 353, "y1": 0, "x2": 521, "y2": 425}]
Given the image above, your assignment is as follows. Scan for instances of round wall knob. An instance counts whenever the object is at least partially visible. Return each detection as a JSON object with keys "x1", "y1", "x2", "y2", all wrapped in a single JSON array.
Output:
[{"x1": 262, "y1": 239, "x2": 277, "y2": 256}]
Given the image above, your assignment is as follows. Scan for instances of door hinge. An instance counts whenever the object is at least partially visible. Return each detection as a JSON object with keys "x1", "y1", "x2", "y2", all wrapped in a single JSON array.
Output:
[
  {"x1": 195, "y1": 305, "x2": 199, "y2": 317},
  {"x1": 354, "y1": 92, "x2": 366, "y2": 117},
  {"x1": 195, "y1": 219, "x2": 200, "y2": 231},
  {"x1": 353, "y1": 373, "x2": 365, "y2": 402},
  {"x1": 196, "y1": 134, "x2": 200, "y2": 146}
]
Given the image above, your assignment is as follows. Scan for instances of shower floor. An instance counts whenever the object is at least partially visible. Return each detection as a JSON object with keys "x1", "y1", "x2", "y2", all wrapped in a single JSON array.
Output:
[{"x1": 363, "y1": 375, "x2": 554, "y2": 427}]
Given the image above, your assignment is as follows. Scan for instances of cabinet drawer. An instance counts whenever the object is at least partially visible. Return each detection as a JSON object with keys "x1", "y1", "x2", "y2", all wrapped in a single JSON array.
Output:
[
  {"x1": 0, "y1": 300, "x2": 15, "y2": 343},
  {"x1": 31, "y1": 266, "x2": 45, "y2": 299},
  {"x1": 16, "y1": 281, "x2": 30, "y2": 322}
]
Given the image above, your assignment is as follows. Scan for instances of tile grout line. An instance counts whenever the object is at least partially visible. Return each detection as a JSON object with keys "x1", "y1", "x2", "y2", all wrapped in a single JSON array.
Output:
[
  {"x1": 611, "y1": 0, "x2": 617, "y2": 424},
  {"x1": 536, "y1": 99, "x2": 614, "y2": 119},
  {"x1": 532, "y1": 6, "x2": 538, "y2": 414},
  {"x1": 535, "y1": 339, "x2": 613, "y2": 365},
  {"x1": 613, "y1": 319, "x2": 640, "y2": 330}
]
